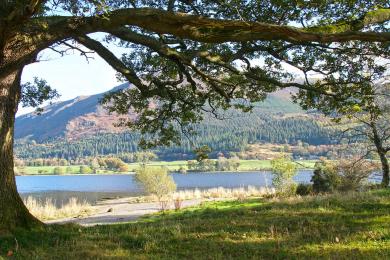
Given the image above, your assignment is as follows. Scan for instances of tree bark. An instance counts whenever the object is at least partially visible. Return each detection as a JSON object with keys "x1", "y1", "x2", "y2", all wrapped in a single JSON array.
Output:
[
  {"x1": 378, "y1": 150, "x2": 389, "y2": 188},
  {"x1": 371, "y1": 123, "x2": 390, "y2": 187},
  {"x1": 0, "y1": 67, "x2": 42, "y2": 233}
]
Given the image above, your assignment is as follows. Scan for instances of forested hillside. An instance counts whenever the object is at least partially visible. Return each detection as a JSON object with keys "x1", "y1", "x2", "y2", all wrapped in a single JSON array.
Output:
[{"x1": 14, "y1": 85, "x2": 336, "y2": 160}]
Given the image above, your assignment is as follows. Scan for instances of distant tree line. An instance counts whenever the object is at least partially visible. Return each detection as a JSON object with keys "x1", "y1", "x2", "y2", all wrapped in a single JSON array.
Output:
[
  {"x1": 15, "y1": 152, "x2": 157, "y2": 167},
  {"x1": 15, "y1": 116, "x2": 335, "y2": 161},
  {"x1": 187, "y1": 157, "x2": 240, "y2": 172}
]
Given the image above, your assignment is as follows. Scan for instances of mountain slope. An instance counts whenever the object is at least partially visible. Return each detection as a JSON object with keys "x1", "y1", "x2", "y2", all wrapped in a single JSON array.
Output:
[
  {"x1": 15, "y1": 83, "x2": 129, "y2": 141},
  {"x1": 14, "y1": 84, "x2": 335, "y2": 160},
  {"x1": 15, "y1": 84, "x2": 301, "y2": 141}
]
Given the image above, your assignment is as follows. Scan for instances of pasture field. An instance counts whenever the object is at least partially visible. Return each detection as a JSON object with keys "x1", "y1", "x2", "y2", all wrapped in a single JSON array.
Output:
[{"x1": 20, "y1": 159, "x2": 316, "y2": 175}]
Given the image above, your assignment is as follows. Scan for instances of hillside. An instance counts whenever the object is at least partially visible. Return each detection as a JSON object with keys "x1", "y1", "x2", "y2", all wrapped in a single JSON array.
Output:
[
  {"x1": 15, "y1": 83, "x2": 129, "y2": 141},
  {"x1": 14, "y1": 84, "x2": 335, "y2": 160}
]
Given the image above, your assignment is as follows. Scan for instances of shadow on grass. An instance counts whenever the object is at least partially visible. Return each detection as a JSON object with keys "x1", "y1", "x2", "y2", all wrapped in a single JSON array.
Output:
[{"x1": 1, "y1": 191, "x2": 389, "y2": 259}]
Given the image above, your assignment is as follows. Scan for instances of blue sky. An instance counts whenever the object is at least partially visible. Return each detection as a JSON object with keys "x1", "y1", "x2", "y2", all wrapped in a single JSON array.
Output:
[{"x1": 19, "y1": 35, "x2": 123, "y2": 116}]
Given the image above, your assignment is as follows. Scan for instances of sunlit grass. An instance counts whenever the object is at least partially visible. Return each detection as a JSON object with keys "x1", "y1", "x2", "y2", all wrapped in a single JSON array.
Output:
[
  {"x1": 20, "y1": 159, "x2": 317, "y2": 175},
  {"x1": 127, "y1": 186, "x2": 276, "y2": 204},
  {"x1": 2, "y1": 189, "x2": 389, "y2": 258}
]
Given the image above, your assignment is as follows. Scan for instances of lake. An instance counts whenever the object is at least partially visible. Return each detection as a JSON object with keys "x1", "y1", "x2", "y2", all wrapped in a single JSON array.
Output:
[{"x1": 17, "y1": 171, "x2": 313, "y2": 205}]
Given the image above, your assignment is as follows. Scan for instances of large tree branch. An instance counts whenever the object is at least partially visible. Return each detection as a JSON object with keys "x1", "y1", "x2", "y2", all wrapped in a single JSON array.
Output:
[
  {"x1": 105, "y1": 27, "x2": 338, "y2": 97},
  {"x1": 308, "y1": 8, "x2": 390, "y2": 33},
  {"x1": 45, "y1": 8, "x2": 390, "y2": 44},
  {"x1": 74, "y1": 35, "x2": 148, "y2": 93},
  {"x1": 5, "y1": 0, "x2": 46, "y2": 22}
]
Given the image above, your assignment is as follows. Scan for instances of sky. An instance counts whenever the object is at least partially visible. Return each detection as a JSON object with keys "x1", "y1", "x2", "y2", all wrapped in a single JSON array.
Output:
[{"x1": 19, "y1": 37, "x2": 123, "y2": 116}]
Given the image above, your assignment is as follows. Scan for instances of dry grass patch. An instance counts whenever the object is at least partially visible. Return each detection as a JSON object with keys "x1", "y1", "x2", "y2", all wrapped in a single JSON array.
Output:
[{"x1": 23, "y1": 196, "x2": 92, "y2": 220}]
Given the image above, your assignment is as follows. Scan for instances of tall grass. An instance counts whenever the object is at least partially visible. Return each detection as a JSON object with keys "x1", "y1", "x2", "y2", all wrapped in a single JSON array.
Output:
[
  {"x1": 23, "y1": 197, "x2": 91, "y2": 220},
  {"x1": 173, "y1": 186, "x2": 275, "y2": 201},
  {"x1": 127, "y1": 186, "x2": 275, "y2": 204}
]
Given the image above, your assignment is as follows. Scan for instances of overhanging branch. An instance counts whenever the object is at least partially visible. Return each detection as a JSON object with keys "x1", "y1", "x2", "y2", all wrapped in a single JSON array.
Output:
[
  {"x1": 46, "y1": 8, "x2": 390, "y2": 44},
  {"x1": 74, "y1": 35, "x2": 148, "y2": 93}
]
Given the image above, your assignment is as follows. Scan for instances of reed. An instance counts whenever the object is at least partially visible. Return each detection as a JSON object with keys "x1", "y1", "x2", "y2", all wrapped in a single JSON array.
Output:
[
  {"x1": 172, "y1": 186, "x2": 275, "y2": 201},
  {"x1": 23, "y1": 196, "x2": 91, "y2": 220}
]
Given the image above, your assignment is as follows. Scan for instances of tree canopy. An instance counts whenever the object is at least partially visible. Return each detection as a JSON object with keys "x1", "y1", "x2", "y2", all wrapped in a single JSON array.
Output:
[
  {"x1": 1, "y1": 0, "x2": 390, "y2": 231},
  {"x1": 1, "y1": 0, "x2": 389, "y2": 147}
]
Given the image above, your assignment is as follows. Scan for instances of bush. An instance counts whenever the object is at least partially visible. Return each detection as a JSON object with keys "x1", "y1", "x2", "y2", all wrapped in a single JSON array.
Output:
[
  {"x1": 296, "y1": 183, "x2": 313, "y2": 196},
  {"x1": 271, "y1": 157, "x2": 298, "y2": 196},
  {"x1": 337, "y1": 159, "x2": 377, "y2": 191},
  {"x1": 311, "y1": 160, "x2": 339, "y2": 193},
  {"x1": 53, "y1": 167, "x2": 65, "y2": 175},
  {"x1": 312, "y1": 159, "x2": 377, "y2": 193},
  {"x1": 118, "y1": 163, "x2": 130, "y2": 172},
  {"x1": 135, "y1": 166, "x2": 176, "y2": 210},
  {"x1": 178, "y1": 167, "x2": 187, "y2": 174},
  {"x1": 79, "y1": 166, "x2": 93, "y2": 174},
  {"x1": 173, "y1": 197, "x2": 183, "y2": 210}
]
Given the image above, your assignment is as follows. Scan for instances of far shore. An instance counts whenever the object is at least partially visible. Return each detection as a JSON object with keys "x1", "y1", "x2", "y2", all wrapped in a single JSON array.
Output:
[{"x1": 16, "y1": 159, "x2": 317, "y2": 176}]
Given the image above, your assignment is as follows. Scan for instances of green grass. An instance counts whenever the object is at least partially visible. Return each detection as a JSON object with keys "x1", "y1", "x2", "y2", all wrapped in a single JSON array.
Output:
[
  {"x1": 237, "y1": 159, "x2": 316, "y2": 171},
  {"x1": 127, "y1": 160, "x2": 189, "y2": 172},
  {"x1": 129, "y1": 159, "x2": 317, "y2": 171},
  {"x1": 1, "y1": 189, "x2": 389, "y2": 259},
  {"x1": 19, "y1": 165, "x2": 118, "y2": 175},
  {"x1": 20, "y1": 159, "x2": 316, "y2": 175},
  {"x1": 19, "y1": 165, "x2": 81, "y2": 175}
]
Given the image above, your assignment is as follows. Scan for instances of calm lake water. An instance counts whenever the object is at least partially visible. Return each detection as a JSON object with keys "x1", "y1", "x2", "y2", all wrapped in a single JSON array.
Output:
[{"x1": 17, "y1": 171, "x2": 313, "y2": 205}]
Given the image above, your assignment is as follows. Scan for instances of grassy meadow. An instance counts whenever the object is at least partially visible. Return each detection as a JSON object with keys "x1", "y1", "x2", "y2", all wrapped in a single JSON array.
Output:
[
  {"x1": 1, "y1": 189, "x2": 389, "y2": 259},
  {"x1": 135, "y1": 159, "x2": 317, "y2": 171},
  {"x1": 19, "y1": 159, "x2": 317, "y2": 175},
  {"x1": 18, "y1": 165, "x2": 118, "y2": 175}
]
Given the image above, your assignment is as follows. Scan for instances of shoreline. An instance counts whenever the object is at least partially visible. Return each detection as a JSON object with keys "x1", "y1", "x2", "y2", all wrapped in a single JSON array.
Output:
[
  {"x1": 42, "y1": 186, "x2": 275, "y2": 226},
  {"x1": 17, "y1": 159, "x2": 317, "y2": 175},
  {"x1": 17, "y1": 168, "x2": 314, "y2": 177},
  {"x1": 46, "y1": 196, "x2": 233, "y2": 226}
]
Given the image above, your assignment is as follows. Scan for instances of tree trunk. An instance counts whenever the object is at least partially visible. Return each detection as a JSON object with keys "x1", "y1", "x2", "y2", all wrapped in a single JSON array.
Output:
[
  {"x1": 0, "y1": 68, "x2": 42, "y2": 233},
  {"x1": 378, "y1": 150, "x2": 389, "y2": 187},
  {"x1": 371, "y1": 123, "x2": 390, "y2": 188}
]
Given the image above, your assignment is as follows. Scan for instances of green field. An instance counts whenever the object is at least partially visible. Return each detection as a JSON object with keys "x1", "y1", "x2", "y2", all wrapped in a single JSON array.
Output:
[
  {"x1": 19, "y1": 159, "x2": 316, "y2": 175},
  {"x1": 18, "y1": 165, "x2": 123, "y2": 175},
  {"x1": 1, "y1": 189, "x2": 389, "y2": 258}
]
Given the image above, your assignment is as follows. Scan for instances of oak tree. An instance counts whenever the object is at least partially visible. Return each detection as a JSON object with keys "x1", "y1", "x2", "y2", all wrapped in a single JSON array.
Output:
[
  {"x1": 0, "y1": 0, "x2": 389, "y2": 231},
  {"x1": 311, "y1": 82, "x2": 390, "y2": 187}
]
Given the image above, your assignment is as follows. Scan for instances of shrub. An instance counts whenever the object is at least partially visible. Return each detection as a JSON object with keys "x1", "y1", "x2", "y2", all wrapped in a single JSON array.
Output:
[
  {"x1": 135, "y1": 166, "x2": 176, "y2": 210},
  {"x1": 79, "y1": 165, "x2": 93, "y2": 174},
  {"x1": 311, "y1": 160, "x2": 339, "y2": 193},
  {"x1": 173, "y1": 196, "x2": 183, "y2": 210},
  {"x1": 178, "y1": 167, "x2": 187, "y2": 174},
  {"x1": 103, "y1": 157, "x2": 128, "y2": 171},
  {"x1": 118, "y1": 163, "x2": 130, "y2": 172},
  {"x1": 337, "y1": 159, "x2": 377, "y2": 191},
  {"x1": 296, "y1": 183, "x2": 313, "y2": 196},
  {"x1": 271, "y1": 157, "x2": 298, "y2": 196},
  {"x1": 53, "y1": 167, "x2": 65, "y2": 175},
  {"x1": 312, "y1": 159, "x2": 377, "y2": 193}
]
